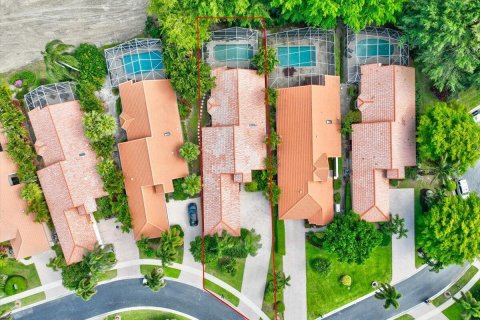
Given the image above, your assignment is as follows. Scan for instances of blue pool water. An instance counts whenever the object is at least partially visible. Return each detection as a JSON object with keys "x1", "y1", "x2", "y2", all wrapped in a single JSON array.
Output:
[
  {"x1": 356, "y1": 39, "x2": 395, "y2": 58},
  {"x1": 123, "y1": 51, "x2": 164, "y2": 75},
  {"x1": 277, "y1": 46, "x2": 316, "y2": 67},
  {"x1": 214, "y1": 44, "x2": 254, "y2": 61}
]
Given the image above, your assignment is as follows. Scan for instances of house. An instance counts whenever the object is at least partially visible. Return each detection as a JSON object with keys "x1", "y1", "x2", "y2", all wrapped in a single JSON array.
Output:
[
  {"x1": 118, "y1": 80, "x2": 189, "y2": 240},
  {"x1": 351, "y1": 64, "x2": 416, "y2": 222},
  {"x1": 0, "y1": 129, "x2": 50, "y2": 259},
  {"x1": 277, "y1": 76, "x2": 341, "y2": 225},
  {"x1": 202, "y1": 67, "x2": 266, "y2": 236},
  {"x1": 29, "y1": 101, "x2": 106, "y2": 265}
]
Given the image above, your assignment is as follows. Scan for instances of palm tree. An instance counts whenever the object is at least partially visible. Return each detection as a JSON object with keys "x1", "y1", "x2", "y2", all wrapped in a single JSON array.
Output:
[
  {"x1": 454, "y1": 291, "x2": 480, "y2": 320},
  {"x1": 181, "y1": 174, "x2": 201, "y2": 196},
  {"x1": 156, "y1": 244, "x2": 177, "y2": 266},
  {"x1": 144, "y1": 267, "x2": 166, "y2": 292},
  {"x1": 42, "y1": 39, "x2": 79, "y2": 82},
  {"x1": 160, "y1": 228, "x2": 184, "y2": 249},
  {"x1": 83, "y1": 243, "x2": 116, "y2": 276},
  {"x1": 76, "y1": 277, "x2": 97, "y2": 301},
  {"x1": 267, "y1": 271, "x2": 291, "y2": 293},
  {"x1": 179, "y1": 142, "x2": 200, "y2": 162},
  {"x1": 375, "y1": 283, "x2": 402, "y2": 309}
]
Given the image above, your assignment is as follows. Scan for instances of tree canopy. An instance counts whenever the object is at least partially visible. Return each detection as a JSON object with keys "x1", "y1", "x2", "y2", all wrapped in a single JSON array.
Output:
[
  {"x1": 420, "y1": 194, "x2": 480, "y2": 266},
  {"x1": 417, "y1": 102, "x2": 480, "y2": 176},
  {"x1": 323, "y1": 211, "x2": 382, "y2": 264},
  {"x1": 400, "y1": 0, "x2": 480, "y2": 93}
]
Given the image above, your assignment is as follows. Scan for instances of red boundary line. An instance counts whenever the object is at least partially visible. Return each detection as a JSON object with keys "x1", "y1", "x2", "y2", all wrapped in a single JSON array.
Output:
[{"x1": 196, "y1": 16, "x2": 278, "y2": 320}]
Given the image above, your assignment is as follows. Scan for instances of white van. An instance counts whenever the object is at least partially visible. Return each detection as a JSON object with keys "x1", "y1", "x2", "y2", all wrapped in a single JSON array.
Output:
[{"x1": 456, "y1": 179, "x2": 470, "y2": 199}]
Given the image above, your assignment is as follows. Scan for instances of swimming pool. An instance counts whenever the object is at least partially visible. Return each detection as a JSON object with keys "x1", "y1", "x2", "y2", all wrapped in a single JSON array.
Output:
[
  {"x1": 356, "y1": 39, "x2": 395, "y2": 58},
  {"x1": 277, "y1": 46, "x2": 316, "y2": 67},
  {"x1": 214, "y1": 44, "x2": 253, "y2": 61},
  {"x1": 122, "y1": 50, "x2": 164, "y2": 75}
]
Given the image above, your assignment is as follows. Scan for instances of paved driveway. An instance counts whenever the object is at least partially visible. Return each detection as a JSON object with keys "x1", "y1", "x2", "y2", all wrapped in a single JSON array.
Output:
[
  {"x1": 31, "y1": 250, "x2": 70, "y2": 299},
  {"x1": 283, "y1": 220, "x2": 307, "y2": 320},
  {"x1": 166, "y1": 197, "x2": 203, "y2": 288},
  {"x1": 463, "y1": 161, "x2": 480, "y2": 195},
  {"x1": 238, "y1": 190, "x2": 272, "y2": 320},
  {"x1": 13, "y1": 279, "x2": 244, "y2": 320},
  {"x1": 97, "y1": 218, "x2": 140, "y2": 278},
  {"x1": 389, "y1": 188, "x2": 416, "y2": 284}
]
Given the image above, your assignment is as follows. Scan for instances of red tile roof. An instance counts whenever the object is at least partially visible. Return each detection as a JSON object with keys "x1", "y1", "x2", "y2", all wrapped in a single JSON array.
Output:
[
  {"x1": 276, "y1": 77, "x2": 342, "y2": 225},
  {"x1": 202, "y1": 67, "x2": 266, "y2": 235},
  {"x1": 29, "y1": 101, "x2": 106, "y2": 265},
  {"x1": 352, "y1": 64, "x2": 416, "y2": 222},
  {"x1": 118, "y1": 80, "x2": 189, "y2": 240}
]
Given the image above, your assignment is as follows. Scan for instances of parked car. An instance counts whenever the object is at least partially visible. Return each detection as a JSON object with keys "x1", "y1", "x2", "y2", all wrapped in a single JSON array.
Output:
[
  {"x1": 456, "y1": 179, "x2": 470, "y2": 199},
  {"x1": 188, "y1": 203, "x2": 198, "y2": 226}
]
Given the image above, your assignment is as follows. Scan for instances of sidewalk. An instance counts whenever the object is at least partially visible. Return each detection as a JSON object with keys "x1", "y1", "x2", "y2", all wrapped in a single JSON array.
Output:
[{"x1": 31, "y1": 250, "x2": 70, "y2": 299}]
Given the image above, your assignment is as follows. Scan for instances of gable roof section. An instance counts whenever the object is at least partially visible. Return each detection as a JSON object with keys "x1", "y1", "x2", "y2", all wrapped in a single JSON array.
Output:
[
  {"x1": 202, "y1": 68, "x2": 266, "y2": 235},
  {"x1": 0, "y1": 129, "x2": 50, "y2": 259},
  {"x1": 352, "y1": 64, "x2": 416, "y2": 222},
  {"x1": 276, "y1": 78, "x2": 341, "y2": 225},
  {"x1": 118, "y1": 80, "x2": 189, "y2": 240},
  {"x1": 29, "y1": 101, "x2": 106, "y2": 264}
]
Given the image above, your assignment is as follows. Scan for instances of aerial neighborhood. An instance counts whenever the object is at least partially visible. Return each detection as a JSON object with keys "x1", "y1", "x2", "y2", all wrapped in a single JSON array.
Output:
[{"x1": 0, "y1": 1, "x2": 479, "y2": 320}]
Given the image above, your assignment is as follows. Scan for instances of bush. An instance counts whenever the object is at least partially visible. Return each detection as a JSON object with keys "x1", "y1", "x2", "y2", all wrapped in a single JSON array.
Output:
[
  {"x1": 334, "y1": 192, "x2": 341, "y2": 204},
  {"x1": 340, "y1": 275, "x2": 352, "y2": 287},
  {"x1": 178, "y1": 103, "x2": 192, "y2": 120},
  {"x1": 252, "y1": 47, "x2": 279, "y2": 75},
  {"x1": 181, "y1": 174, "x2": 201, "y2": 197},
  {"x1": 244, "y1": 181, "x2": 258, "y2": 192},
  {"x1": 445, "y1": 180, "x2": 457, "y2": 191},
  {"x1": 390, "y1": 179, "x2": 399, "y2": 187},
  {"x1": 276, "y1": 300, "x2": 285, "y2": 314},
  {"x1": 179, "y1": 142, "x2": 200, "y2": 162},
  {"x1": 4, "y1": 276, "x2": 27, "y2": 295},
  {"x1": 76, "y1": 81, "x2": 104, "y2": 113},
  {"x1": 91, "y1": 135, "x2": 115, "y2": 159},
  {"x1": 310, "y1": 257, "x2": 332, "y2": 275},
  {"x1": 145, "y1": 16, "x2": 161, "y2": 38},
  {"x1": 217, "y1": 256, "x2": 237, "y2": 275},
  {"x1": 307, "y1": 231, "x2": 325, "y2": 248},
  {"x1": 170, "y1": 224, "x2": 185, "y2": 238},
  {"x1": 348, "y1": 85, "x2": 358, "y2": 98},
  {"x1": 83, "y1": 111, "x2": 117, "y2": 142},
  {"x1": 116, "y1": 97, "x2": 122, "y2": 115},
  {"x1": 95, "y1": 196, "x2": 114, "y2": 220},
  {"x1": 405, "y1": 166, "x2": 418, "y2": 180},
  {"x1": 333, "y1": 179, "x2": 342, "y2": 190},
  {"x1": 171, "y1": 178, "x2": 189, "y2": 201},
  {"x1": 380, "y1": 232, "x2": 392, "y2": 246},
  {"x1": 267, "y1": 88, "x2": 278, "y2": 108},
  {"x1": 341, "y1": 110, "x2": 362, "y2": 136},
  {"x1": 75, "y1": 43, "x2": 107, "y2": 90},
  {"x1": 9, "y1": 70, "x2": 37, "y2": 88}
]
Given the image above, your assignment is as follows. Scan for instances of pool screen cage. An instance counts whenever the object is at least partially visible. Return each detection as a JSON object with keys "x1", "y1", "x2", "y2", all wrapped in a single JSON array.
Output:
[
  {"x1": 346, "y1": 26, "x2": 409, "y2": 83},
  {"x1": 105, "y1": 38, "x2": 165, "y2": 88},
  {"x1": 24, "y1": 82, "x2": 76, "y2": 112},
  {"x1": 267, "y1": 28, "x2": 335, "y2": 88},
  {"x1": 202, "y1": 27, "x2": 260, "y2": 69}
]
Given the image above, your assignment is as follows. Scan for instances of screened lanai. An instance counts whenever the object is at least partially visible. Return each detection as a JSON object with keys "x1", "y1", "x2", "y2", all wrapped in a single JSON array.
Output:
[
  {"x1": 105, "y1": 38, "x2": 165, "y2": 87},
  {"x1": 24, "y1": 82, "x2": 76, "y2": 111},
  {"x1": 345, "y1": 26, "x2": 409, "y2": 83}
]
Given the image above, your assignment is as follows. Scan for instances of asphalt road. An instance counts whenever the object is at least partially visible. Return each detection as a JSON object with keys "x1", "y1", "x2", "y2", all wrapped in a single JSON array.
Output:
[
  {"x1": 13, "y1": 279, "x2": 245, "y2": 320},
  {"x1": 325, "y1": 264, "x2": 465, "y2": 320}
]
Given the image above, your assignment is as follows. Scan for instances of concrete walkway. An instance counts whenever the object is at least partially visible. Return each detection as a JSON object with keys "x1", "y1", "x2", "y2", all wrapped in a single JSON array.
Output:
[
  {"x1": 238, "y1": 190, "x2": 272, "y2": 320},
  {"x1": 166, "y1": 197, "x2": 203, "y2": 288},
  {"x1": 390, "y1": 188, "x2": 417, "y2": 284},
  {"x1": 30, "y1": 250, "x2": 70, "y2": 299},
  {"x1": 283, "y1": 220, "x2": 307, "y2": 320}
]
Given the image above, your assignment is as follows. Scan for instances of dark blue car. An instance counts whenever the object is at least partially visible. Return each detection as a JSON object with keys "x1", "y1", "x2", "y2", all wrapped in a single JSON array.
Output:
[{"x1": 188, "y1": 203, "x2": 198, "y2": 226}]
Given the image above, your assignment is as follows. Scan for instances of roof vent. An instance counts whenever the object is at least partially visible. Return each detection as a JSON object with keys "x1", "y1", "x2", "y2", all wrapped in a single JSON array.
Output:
[
  {"x1": 326, "y1": 120, "x2": 332, "y2": 124},
  {"x1": 8, "y1": 174, "x2": 20, "y2": 186},
  {"x1": 79, "y1": 152, "x2": 86, "y2": 157},
  {"x1": 249, "y1": 123, "x2": 257, "y2": 127},
  {"x1": 164, "y1": 131, "x2": 171, "y2": 137}
]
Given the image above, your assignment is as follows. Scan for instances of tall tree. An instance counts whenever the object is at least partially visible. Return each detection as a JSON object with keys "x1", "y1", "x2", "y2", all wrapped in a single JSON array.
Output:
[
  {"x1": 76, "y1": 277, "x2": 97, "y2": 301},
  {"x1": 374, "y1": 283, "x2": 402, "y2": 309},
  {"x1": 42, "y1": 39, "x2": 79, "y2": 82},
  {"x1": 323, "y1": 211, "x2": 382, "y2": 264},
  {"x1": 417, "y1": 102, "x2": 480, "y2": 176},
  {"x1": 144, "y1": 267, "x2": 166, "y2": 292},
  {"x1": 400, "y1": 0, "x2": 480, "y2": 92},
  {"x1": 454, "y1": 291, "x2": 480, "y2": 320},
  {"x1": 420, "y1": 194, "x2": 480, "y2": 267}
]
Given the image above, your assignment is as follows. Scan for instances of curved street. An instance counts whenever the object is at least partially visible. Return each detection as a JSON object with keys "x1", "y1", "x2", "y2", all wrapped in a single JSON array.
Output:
[{"x1": 12, "y1": 279, "x2": 245, "y2": 320}]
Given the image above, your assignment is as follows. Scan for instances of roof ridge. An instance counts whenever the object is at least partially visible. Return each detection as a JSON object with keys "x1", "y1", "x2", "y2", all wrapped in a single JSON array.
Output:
[{"x1": 45, "y1": 106, "x2": 66, "y2": 161}]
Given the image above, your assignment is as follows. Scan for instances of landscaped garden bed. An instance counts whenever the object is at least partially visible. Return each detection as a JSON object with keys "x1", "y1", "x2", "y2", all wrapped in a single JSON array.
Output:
[{"x1": 104, "y1": 309, "x2": 189, "y2": 320}]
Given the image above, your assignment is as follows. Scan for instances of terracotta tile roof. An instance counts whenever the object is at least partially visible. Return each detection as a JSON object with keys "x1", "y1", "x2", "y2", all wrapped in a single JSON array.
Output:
[
  {"x1": 0, "y1": 128, "x2": 50, "y2": 259},
  {"x1": 118, "y1": 80, "x2": 189, "y2": 240},
  {"x1": 28, "y1": 101, "x2": 106, "y2": 264},
  {"x1": 202, "y1": 68, "x2": 266, "y2": 235},
  {"x1": 352, "y1": 64, "x2": 416, "y2": 222},
  {"x1": 276, "y1": 77, "x2": 342, "y2": 225}
]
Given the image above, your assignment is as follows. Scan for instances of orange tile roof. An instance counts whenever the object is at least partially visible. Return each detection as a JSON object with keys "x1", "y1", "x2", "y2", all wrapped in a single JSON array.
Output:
[
  {"x1": 28, "y1": 101, "x2": 106, "y2": 265},
  {"x1": 276, "y1": 77, "x2": 342, "y2": 225},
  {"x1": 352, "y1": 64, "x2": 416, "y2": 222},
  {"x1": 0, "y1": 128, "x2": 50, "y2": 259},
  {"x1": 203, "y1": 67, "x2": 266, "y2": 235},
  {"x1": 118, "y1": 80, "x2": 189, "y2": 240}
]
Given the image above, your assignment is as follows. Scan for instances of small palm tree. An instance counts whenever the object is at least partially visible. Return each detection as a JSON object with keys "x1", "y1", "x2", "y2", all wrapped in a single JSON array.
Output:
[
  {"x1": 42, "y1": 40, "x2": 79, "y2": 82},
  {"x1": 144, "y1": 267, "x2": 166, "y2": 292},
  {"x1": 156, "y1": 243, "x2": 177, "y2": 266},
  {"x1": 181, "y1": 174, "x2": 201, "y2": 196},
  {"x1": 454, "y1": 291, "x2": 480, "y2": 320},
  {"x1": 76, "y1": 277, "x2": 97, "y2": 301},
  {"x1": 375, "y1": 283, "x2": 402, "y2": 309},
  {"x1": 160, "y1": 228, "x2": 184, "y2": 249}
]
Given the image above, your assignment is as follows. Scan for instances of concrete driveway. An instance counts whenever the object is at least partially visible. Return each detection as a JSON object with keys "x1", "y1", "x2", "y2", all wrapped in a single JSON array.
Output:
[
  {"x1": 166, "y1": 197, "x2": 202, "y2": 288},
  {"x1": 238, "y1": 190, "x2": 272, "y2": 320},
  {"x1": 389, "y1": 188, "x2": 416, "y2": 284},
  {"x1": 97, "y1": 218, "x2": 140, "y2": 278},
  {"x1": 463, "y1": 161, "x2": 480, "y2": 195},
  {"x1": 31, "y1": 250, "x2": 70, "y2": 299}
]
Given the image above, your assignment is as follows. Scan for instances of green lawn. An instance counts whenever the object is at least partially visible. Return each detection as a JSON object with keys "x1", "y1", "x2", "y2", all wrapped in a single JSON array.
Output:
[
  {"x1": 306, "y1": 241, "x2": 392, "y2": 319},
  {"x1": 140, "y1": 265, "x2": 181, "y2": 279},
  {"x1": 0, "y1": 259, "x2": 42, "y2": 291},
  {"x1": 416, "y1": 69, "x2": 440, "y2": 115},
  {"x1": 205, "y1": 258, "x2": 246, "y2": 292},
  {"x1": 344, "y1": 181, "x2": 352, "y2": 212},
  {"x1": 104, "y1": 309, "x2": 189, "y2": 320},
  {"x1": 97, "y1": 269, "x2": 117, "y2": 282},
  {"x1": 455, "y1": 86, "x2": 480, "y2": 110},
  {"x1": 394, "y1": 314, "x2": 415, "y2": 320},
  {"x1": 433, "y1": 265, "x2": 478, "y2": 306},
  {"x1": 442, "y1": 279, "x2": 480, "y2": 319},
  {"x1": 204, "y1": 279, "x2": 240, "y2": 307},
  {"x1": 1, "y1": 292, "x2": 46, "y2": 310}
]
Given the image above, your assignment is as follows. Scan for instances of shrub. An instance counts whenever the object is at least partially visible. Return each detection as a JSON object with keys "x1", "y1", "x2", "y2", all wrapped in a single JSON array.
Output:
[
  {"x1": 445, "y1": 180, "x2": 457, "y2": 191},
  {"x1": 252, "y1": 47, "x2": 279, "y2": 75},
  {"x1": 115, "y1": 97, "x2": 122, "y2": 115},
  {"x1": 145, "y1": 16, "x2": 161, "y2": 38},
  {"x1": 333, "y1": 179, "x2": 342, "y2": 190},
  {"x1": 97, "y1": 159, "x2": 124, "y2": 194},
  {"x1": 340, "y1": 275, "x2": 352, "y2": 287},
  {"x1": 76, "y1": 81, "x2": 104, "y2": 113},
  {"x1": 334, "y1": 192, "x2": 341, "y2": 204},
  {"x1": 307, "y1": 231, "x2": 325, "y2": 248},
  {"x1": 276, "y1": 300, "x2": 285, "y2": 314},
  {"x1": 178, "y1": 103, "x2": 192, "y2": 120},
  {"x1": 348, "y1": 85, "x2": 358, "y2": 98},
  {"x1": 179, "y1": 142, "x2": 200, "y2": 162},
  {"x1": 380, "y1": 232, "x2": 392, "y2": 246},
  {"x1": 341, "y1": 110, "x2": 362, "y2": 136},
  {"x1": 267, "y1": 88, "x2": 278, "y2": 108},
  {"x1": 405, "y1": 167, "x2": 418, "y2": 180},
  {"x1": 83, "y1": 111, "x2": 117, "y2": 142},
  {"x1": 390, "y1": 179, "x2": 399, "y2": 187},
  {"x1": 4, "y1": 276, "x2": 27, "y2": 295},
  {"x1": 9, "y1": 70, "x2": 37, "y2": 88},
  {"x1": 218, "y1": 256, "x2": 237, "y2": 275},
  {"x1": 91, "y1": 135, "x2": 115, "y2": 159},
  {"x1": 75, "y1": 43, "x2": 107, "y2": 90},
  {"x1": 170, "y1": 224, "x2": 185, "y2": 238},
  {"x1": 171, "y1": 178, "x2": 189, "y2": 200},
  {"x1": 95, "y1": 196, "x2": 114, "y2": 220},
  {"x1": 244, "y1": 181, "x2": 258, "y2": 192},
  {"x1": 310, "y1": 257, "x2": 332, "y2": 275},
  {"x1": 181, "y1": 174, "x2": 201, "y2": 197}
]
